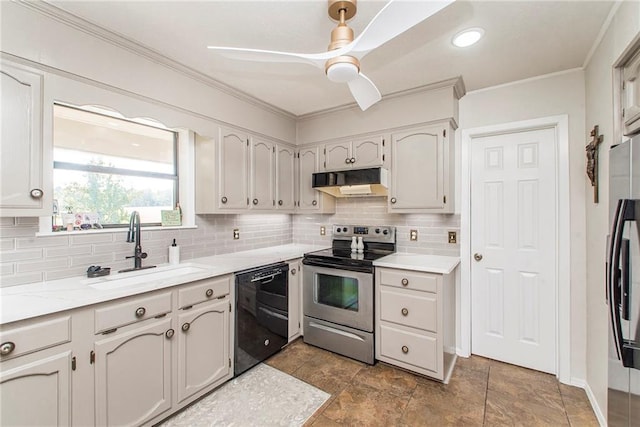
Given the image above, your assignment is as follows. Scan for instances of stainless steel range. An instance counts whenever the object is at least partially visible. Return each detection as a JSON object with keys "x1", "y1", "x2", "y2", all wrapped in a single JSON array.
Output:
[{"x1": 302, "y1": 225, "x2": 396, "y2": 364}]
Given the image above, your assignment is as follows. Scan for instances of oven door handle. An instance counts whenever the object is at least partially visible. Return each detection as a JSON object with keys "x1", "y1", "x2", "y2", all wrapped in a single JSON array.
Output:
[
  {"x1": 251, "y1": 271, "x2": 282, "y2": 283},
  {"x1": 308, "y1": 321, "x2": 366, "y2": 342}
]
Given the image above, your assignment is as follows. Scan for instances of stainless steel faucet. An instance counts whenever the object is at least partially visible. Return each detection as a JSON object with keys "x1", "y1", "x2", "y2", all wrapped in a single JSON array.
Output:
[{"x1": 119, "y1": 211, "x2": 156, "y2": 273}]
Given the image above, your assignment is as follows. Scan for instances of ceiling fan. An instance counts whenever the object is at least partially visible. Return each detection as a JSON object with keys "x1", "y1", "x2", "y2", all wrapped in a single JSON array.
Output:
[{"x1": 207, "y1": 0, "x2": 454, "y2": 111}]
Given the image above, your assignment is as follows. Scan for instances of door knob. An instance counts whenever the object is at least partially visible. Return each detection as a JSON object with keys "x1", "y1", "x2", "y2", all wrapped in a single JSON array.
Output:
[{"x1": 474, "y1": 253, "x2": 483, "y2": 262}]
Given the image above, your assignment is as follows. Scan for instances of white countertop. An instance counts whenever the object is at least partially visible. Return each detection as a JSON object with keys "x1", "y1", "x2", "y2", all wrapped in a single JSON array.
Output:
[
  {"x1": 0, "y1": 244, "x2": 326, "y2": 326},
  {"x1": 373, "y1": 253, "x2": 460, "y2": 274}
]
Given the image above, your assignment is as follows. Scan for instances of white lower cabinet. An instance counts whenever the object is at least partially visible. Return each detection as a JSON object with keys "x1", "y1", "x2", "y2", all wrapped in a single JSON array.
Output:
[
  {"x1": 375, "y1": 267, "x2": 456, "y2": 382},
  {"x1": 94, "y1": 317, "x2": 173, "y2": 426},
  {"x1": 176, "y1": 297, "x2": 230, "y2": 404}
]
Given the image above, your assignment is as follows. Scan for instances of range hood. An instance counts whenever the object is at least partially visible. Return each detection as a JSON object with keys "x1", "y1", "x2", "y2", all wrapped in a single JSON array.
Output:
[{"x1": 312, "y1": 167, "x2": 388, "y2": 197}]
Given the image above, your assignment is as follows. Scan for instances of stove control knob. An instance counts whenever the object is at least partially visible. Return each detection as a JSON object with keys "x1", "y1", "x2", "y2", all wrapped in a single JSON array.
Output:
[
  {"x1": 342, "y1": 227, "x2": 348, "y2": 232},
  {"x1": 375, "y1": 228, "x2": 380, "y2": 234},
  {"x1": 383, "y1": 229, "x2": 389, "y2": 235}
]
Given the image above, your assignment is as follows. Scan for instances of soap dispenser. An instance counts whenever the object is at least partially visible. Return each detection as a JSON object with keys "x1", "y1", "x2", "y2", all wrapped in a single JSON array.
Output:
[
  {"x1": 169, "y1": 239, "x2": 180, "y2": 265},
  {"x1": 351, "y1": 236, "x2": 357, "y2": 252}
]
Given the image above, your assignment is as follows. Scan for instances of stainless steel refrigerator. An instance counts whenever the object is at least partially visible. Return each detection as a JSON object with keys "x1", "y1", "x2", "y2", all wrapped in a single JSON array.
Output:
[{"x1": 608, "y1": 136, "x2": 640, "y2": 426}]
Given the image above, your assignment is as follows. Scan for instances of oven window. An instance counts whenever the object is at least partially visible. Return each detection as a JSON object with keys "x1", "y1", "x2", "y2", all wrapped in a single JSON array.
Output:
[{"x1": 316, "y1": 273, "x2": 359, "y2": 311}]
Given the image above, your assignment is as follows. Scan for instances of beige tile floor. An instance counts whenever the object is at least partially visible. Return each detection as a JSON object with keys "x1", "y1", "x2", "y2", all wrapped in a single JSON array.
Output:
[{"x1": 265, "y1": 339, "x2": 599, "y2": 426}]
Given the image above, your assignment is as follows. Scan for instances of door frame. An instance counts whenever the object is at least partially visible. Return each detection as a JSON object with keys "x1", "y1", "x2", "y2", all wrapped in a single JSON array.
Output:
[{"x1": 460, "y1": 115, "x2": 570, "y2": 383}]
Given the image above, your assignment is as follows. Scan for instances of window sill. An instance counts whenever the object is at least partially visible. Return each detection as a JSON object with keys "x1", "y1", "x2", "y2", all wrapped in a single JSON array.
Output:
[{"x1": 35, "y1": 225, "x2": 198, "y2": 237}]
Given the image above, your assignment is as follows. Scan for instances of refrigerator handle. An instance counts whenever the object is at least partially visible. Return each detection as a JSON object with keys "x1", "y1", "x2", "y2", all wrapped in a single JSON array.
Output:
[
  {"x1": 621, "y1": 238, "x2": 630, "y2": 321},
  {"x1": 607, "y1": 199, "x2": 631, "y2": 361}
]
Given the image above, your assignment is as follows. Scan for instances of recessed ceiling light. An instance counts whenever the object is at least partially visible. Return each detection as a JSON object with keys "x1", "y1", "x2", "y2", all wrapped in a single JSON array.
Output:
[{"x1": 452, "y1": 28, "x2": 484, "y2": 48}]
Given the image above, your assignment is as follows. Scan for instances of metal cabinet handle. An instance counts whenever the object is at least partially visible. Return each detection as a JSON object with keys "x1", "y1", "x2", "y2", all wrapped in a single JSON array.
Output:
[
  {"x1": 181, "y1": 322, "x2": 190, "y2": 332},
  {"x1": 401, "y1": 308, "x2": 409, "y2": 316},
  {"x1": 312, "y1": 200, "x2": 317, "y2": 206},
  {"x1": 350, "y1": 157, "x2": 355, "y2": 163},
  {"x1": 253, "y1": 198, "x2": 259, "y2": 205},
  {"x1": 30, "y1": 188, "x2": 43, "y2": 199},
  {"x1": 401, "y1": 278, "x2": 409, "y2": 286},
  {"x1": 474, "y1": 253, "x2": 483, "y2": 262},
  {"x1": 0, "y1": 342, "x2": 15, "y2": 356},
  {"x1": 135, "y1": 307, "x2": 146, "y2": 317},
  {"x1": 345, "y1": 158, "x2": 351, "y2": 164},
  {"x1": 205, "y1": 288, "x2": 214, "y2": 297},
  {"x1": 402, "y1": 345, "x2": 409, "y2": 354},
  {"x1": 390, "y1": 197, "x2": 397, "y2": 204},
  {"x1": 278, "y1": 200, "x2": 283, "y2": 206},
  {"x1": 291, "y1": 268, "x2": 296, "y2": 275},
  {"x1": 165, "y1": 329, "x2": 175, "y2": 339},
  {"x1": 221, "y1": 196, "x2": 228, "y2": 204}
]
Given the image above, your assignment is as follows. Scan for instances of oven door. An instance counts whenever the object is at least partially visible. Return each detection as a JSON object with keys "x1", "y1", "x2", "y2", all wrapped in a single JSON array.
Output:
[{"x1": 303, "y1": 263, "x2": 373, "y2": 332}]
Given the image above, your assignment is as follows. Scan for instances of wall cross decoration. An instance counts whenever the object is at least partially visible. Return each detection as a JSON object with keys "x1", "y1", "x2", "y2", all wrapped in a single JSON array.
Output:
[{"x1": 585, "y1": 125, "x2": 604, "y2": 203}]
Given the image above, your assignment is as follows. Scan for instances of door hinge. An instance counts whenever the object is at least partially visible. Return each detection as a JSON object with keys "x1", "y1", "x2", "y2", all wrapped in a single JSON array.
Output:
[
  {"x1": 229, "y1": 358, "x2": 231, "y2": 368},
  {"x1": 90, "y1": 351, "x2": 95, "y2": 365},
  {"x1": 382, "y1": 154, "x2": 385, "y2": 162},
  {"x1": 246, "y1": 139, "x2": 249, "y2": 146},
  {"x1": 182, "y1": 305, "x2": 193, "y2": 310},
  {"x1": 443, "y1": 129, "x2": 446, "y2": 137},
  {"x1": 229, "y1": 302, "x2": 232, "y2": 312},
  {"x1": 443, "y1": 195, "x2": 447, "y2": 203},
  {"x1": 154, "y1": 313, "x2": 167, "y2": 318},
  {"x1": 323, "y1": 148, "x2": 326, "y2": 155},
  {"x1": 273, "y1": 200, "x2": 275, "y2": 206},
  {"x1": 623, "y1": 108, "x2": 626, "y2": 118},
  {"x1": 382, "y1": 138, "x2": 385, "y2": 147},
  {"x1": 71, "y1": 356, "x2": 77, "y2": 371},
  {"x1": 102, "y1": 328, "x2": 117, "y2": 335},
  {"x1": 273, "y1": 146, "x2": 275, "y2": 153},
  {"x1": 323, "y1": 161, "x2": 326, "y2": 168},
  {"x1": 247, "y1": 198, "x2": 249, "y2": 206}
]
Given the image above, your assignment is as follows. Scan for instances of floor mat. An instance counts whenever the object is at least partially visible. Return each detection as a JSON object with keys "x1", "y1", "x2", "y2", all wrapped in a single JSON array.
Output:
[{"x1": 159, "y1": 363, "x2": 330, "y2": 427}]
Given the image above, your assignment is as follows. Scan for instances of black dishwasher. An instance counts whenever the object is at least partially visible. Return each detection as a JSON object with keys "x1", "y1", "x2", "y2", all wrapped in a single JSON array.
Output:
[{"x1": 235, "y1": 262, "x2": 289, "y2": 377}]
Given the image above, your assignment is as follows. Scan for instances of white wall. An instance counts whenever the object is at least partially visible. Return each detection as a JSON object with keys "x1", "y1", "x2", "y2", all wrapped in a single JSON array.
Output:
[
  {"x1": 584, "y1": 0, "x2": 640, "y2": 420},
  {"x1": 458, "y1": 69, "x2": 588, "y2": 383}
]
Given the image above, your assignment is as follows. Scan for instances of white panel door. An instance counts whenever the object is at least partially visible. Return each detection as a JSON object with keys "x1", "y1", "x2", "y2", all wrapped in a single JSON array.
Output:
[
  {"x1": 471, "y1": 127, "x2": 557, "y2": 374},
  {"x1": 276, "y1": 145, "x2": 295, "y2": 210},
  {"x1": 217, "y1": 127, "x2": 248, "y2": 210},
  {"x1": 249, "y1": 137, "x2": 274, "y2": 209}
]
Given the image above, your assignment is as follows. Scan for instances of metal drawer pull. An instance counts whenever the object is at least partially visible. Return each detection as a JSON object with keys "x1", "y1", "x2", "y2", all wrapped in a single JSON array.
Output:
[
  {"x1": 30, "y1": 188, "x2": 44, "y2": 199},
  {"x1": 135, "y1": 307, "x2": 146, "y2": 317},
  {"x1": 474, "y1": 253, "x2": 483, "y2": 262},
  {"x1": 345, "y1": 158, "x2": 351, "y2": 164},
  {"x1": 312, "y1": 200, "x2": 317, "y2": 206},
  {"x1": 291, "y1": 268, "x2": 296, "y2": 275},
  {"x1": 350, "y1": 157, "x2": 355, "y2": 163},
  {"x1": 401, "y1": 278, "x2": 409, "y2": 286},
  {"x1": 253, "y1": 198, "x2": 259, "y2": 205},
  {"x1": 390, "y1": 197, "x2": 397, "y2": 204},
  {"x1": 221, "y1": 196, "x2": 228, "y2": 204},
  {"x1": 0, "y1": 342, "x2": 15, "y2": 356},
  {"x1": 206, "y1": 288, "x2": 214, "y2": 297},
  {"x1": 401, "y1": 308, "x2": 409, "y2": 316},
  {"x1": 182, "y1": 322, "x2": 191, "y2": 332},
  {"x1": 165, "y1": 329, "x2": 175, "y2": 339},
  {"x1": 402, "y1": 345, "x2": 409, "y2": 354},
  {"x1": 278, "y1": 200, "x2": 283, "y2": 206}
]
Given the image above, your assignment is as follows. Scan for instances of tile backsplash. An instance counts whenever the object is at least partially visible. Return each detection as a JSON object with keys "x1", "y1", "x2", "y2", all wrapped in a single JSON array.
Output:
[{"x1": 0, "y1": 198, "x2": 460, "y2": 287}]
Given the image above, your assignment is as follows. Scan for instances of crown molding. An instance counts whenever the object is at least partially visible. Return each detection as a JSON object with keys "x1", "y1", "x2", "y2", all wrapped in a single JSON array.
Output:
[
  {"x1": 17, "y1": 0, "x2": 297, "y2": 120},
  {"x1": 297, "y1": 76, "x2": 466, "y2": 121}
]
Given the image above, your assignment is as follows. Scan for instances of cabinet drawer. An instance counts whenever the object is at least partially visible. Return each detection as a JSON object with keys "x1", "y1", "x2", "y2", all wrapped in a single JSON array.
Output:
[
  {"x1": 379, "y1": 286, "x2": 437, "y2": 332},
  {"x1": 378, "y1": 268, "x2": 440, "y2": 293},
  {"x1": 0, "y1": 315, "x2": 71, "y2": 361},
  {"x1": 379, "y1": 323, "x2": 438, "y2": 373},
  {"x1": 178, "y1": 275, "x2": 231, "y2": 308},
  {"x1": 95, "y1": 292, "x2": 172, "y2": 334}
]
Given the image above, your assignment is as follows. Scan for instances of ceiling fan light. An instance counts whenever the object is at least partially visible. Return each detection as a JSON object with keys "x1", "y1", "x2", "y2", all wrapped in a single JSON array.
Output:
[
  {"x1": 452, "y1": 28, "x2": 484, "y2": 48},
  {"x1": 327, "y1": 62, "x2": 359, "y2": 83}
]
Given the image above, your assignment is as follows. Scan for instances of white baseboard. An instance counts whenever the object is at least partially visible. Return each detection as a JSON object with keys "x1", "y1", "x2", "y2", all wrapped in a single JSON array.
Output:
[{"x1": 583, "y1": 382, "x2": 606, "y2": 427}]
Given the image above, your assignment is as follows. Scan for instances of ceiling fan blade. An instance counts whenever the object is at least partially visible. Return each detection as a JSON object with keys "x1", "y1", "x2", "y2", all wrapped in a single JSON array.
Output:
[
  {"x1": 206, "y1": 46, "x2": 340, "y2": 69},
  {"x1": 348, "y1": 0, "x2": 455, "y2": 58},
  {"x1": 347, "y1": 73, "x2": 382, "y2": 111}
]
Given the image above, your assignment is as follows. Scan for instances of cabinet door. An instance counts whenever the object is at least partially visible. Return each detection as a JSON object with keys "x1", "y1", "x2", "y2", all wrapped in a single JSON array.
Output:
[
  {"x1": 0, "y1": 62, "x2": 46, "y2": 216},
  {"x1": 390, "y1": 124, "x2": 446, "y2": 210},
  {"x1": 276, "y1": 144, "x2": 296, "y2": 210},
  {"x1": 94, "y1": 318, "x2": 173, "y2": 427},
  {"x1": 352, "y1": 136, "x2": 384, "y2": 168},
  {"x1": 218, "y1": 126, "x2": 248, "y2": 210},
  {"x1": 176, "y1": 298, "x2": 230, "y2": 404},
  {"x1": 298, "y1": 146, "x2": 320, "y2": 210},
  {"x1": 249, "y1": 137, "x2": 275, "y2": 209},
  {"x1": 323, "y1": 141, "x2": 351, "y2": 170},
  {"x1": 0, "y1": 351, "x2": 71, "y2": 426},
  {"x1": 288, "y1": 259, "x2": 301, "y2": 341}
]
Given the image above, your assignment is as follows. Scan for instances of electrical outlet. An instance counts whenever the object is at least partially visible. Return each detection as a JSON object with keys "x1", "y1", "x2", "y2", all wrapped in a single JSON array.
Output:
[
  {"x1": 448, "y1": 231, "x2": 457, "y2": 244},
  {"x1": 233, "y1": 228, "x2": 240, "y2": 240},
  {"x1": 320, "y1": 226, "x2": 326, "y2": 236},
  {"x1": 410, "y1": 229, "x2": 418, "y2": 241}
]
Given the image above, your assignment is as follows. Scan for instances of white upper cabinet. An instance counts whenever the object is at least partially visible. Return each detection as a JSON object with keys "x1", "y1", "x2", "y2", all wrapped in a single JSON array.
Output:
[
  {"x1": 322, "y1": 135, "x2": 384, "y2": 171},
  {"x1": 276, "y1": 144, "x2": 296, "y2": 210},
  {"x1": 249, "y1": 137, "x2": 275, "y2": 209},
  {"x1": 218, "y1": 126, "x2": 249, "y2": 210},
  {"x1": 389, "y1": 122, "x2": 454, "y2": 213},
  {"x1": 297, "y1": 145, "x2": 335, "y2": 213},
  {"x1": 0, "y1": 61, "x2": 50, "y2": 217}
]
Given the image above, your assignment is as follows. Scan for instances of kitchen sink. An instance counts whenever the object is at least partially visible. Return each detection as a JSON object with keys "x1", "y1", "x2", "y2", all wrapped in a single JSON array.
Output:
[{"x1": 88, "y1": 263, "x2": 210, "y2": 290}]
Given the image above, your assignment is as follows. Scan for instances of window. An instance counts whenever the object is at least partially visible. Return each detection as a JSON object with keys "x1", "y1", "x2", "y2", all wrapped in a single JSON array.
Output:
[{"x1": 52, "y1": 104, "x2": 178, "y2": 228}]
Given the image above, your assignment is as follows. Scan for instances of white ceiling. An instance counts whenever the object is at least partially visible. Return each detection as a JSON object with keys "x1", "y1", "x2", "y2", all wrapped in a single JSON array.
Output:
[{"x1": 48, "y1": 0, "x2": 615, "y2": 116}]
